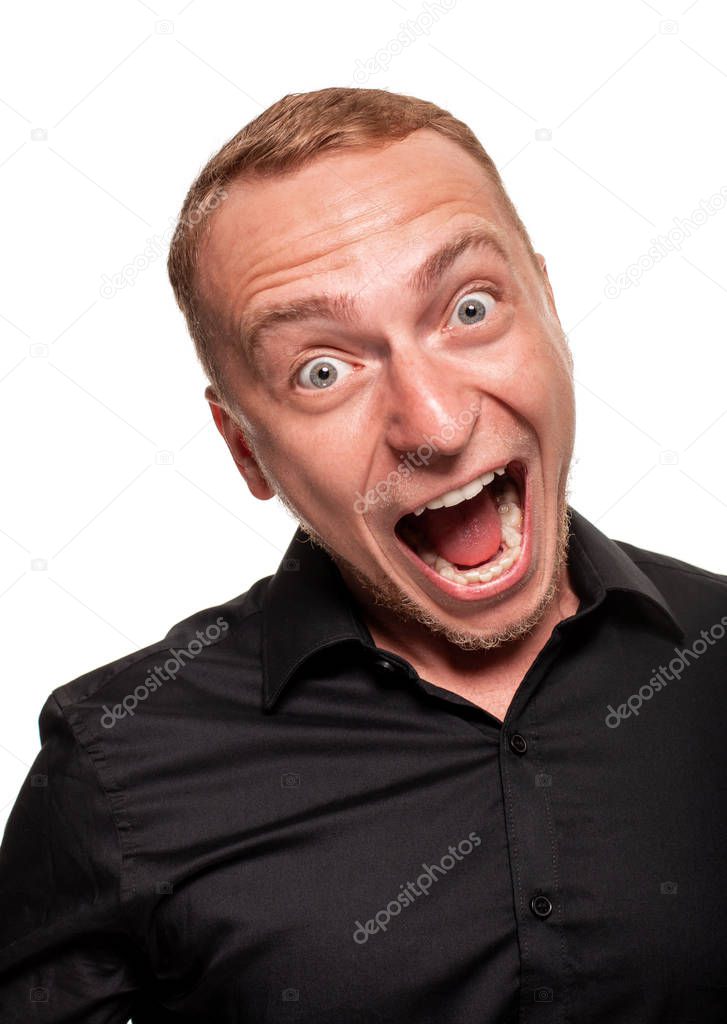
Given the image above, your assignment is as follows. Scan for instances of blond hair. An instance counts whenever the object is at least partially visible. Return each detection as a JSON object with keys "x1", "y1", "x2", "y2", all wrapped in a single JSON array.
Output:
[{"x1": 167, "y1": 86, "x2": 538, "y2": 408}]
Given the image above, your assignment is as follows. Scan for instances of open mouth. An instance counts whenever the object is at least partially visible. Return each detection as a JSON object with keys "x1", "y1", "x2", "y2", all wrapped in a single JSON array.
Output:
[{"x1": 394, "y1": 460, "x2": 528, "y2": 591}]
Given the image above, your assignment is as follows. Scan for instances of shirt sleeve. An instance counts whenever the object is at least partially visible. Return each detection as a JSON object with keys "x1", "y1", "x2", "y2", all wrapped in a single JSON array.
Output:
[{"x1": 0, "y1": 692, "x2": 142, "y2": 1023}]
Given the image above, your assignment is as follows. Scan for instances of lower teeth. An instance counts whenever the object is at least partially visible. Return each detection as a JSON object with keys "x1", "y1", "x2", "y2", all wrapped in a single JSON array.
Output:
[{"x1": 418, "y1": 484, "x2": 523, "y2": 585}]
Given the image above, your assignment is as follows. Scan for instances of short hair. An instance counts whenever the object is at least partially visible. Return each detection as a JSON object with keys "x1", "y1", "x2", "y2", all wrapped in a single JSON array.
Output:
[{"x1": 166, "y1": 86, "x2": 540, "y2": 410}]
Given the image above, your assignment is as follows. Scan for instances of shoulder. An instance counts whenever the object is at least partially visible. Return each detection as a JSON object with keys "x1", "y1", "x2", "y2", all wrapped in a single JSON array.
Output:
[
  {"x1": 48, "y1": 574, "x2": 271, "y2": 720},
  {"x1": 614, "y1": 536, "x2": 727, "y2": 634},
  {"x1": 614, "y1": 536, "x2": 727, "y2": 593}
]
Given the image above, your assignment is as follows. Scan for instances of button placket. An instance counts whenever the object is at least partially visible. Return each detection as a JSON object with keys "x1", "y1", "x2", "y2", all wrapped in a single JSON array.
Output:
[{"x1": 501, "y1": 712, "x2": 567, "y2": 1021}]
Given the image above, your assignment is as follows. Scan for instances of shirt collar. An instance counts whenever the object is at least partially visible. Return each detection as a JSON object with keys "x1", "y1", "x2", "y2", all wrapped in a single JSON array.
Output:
[
  {"x1": 261, "y1": 505, "x2": 686, "y2": 711},
  {"x1": 566, "y1": 507, "x2": 685, "y2": 642},
  {"x1": 261, "y1": 532, "x2": 372, "y2": 711}
]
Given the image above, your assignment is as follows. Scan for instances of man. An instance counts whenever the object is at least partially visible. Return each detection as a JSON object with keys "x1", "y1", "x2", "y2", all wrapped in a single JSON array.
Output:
[{"x1": 1, "y1": 87, "x2": 726, "y2": 1023}]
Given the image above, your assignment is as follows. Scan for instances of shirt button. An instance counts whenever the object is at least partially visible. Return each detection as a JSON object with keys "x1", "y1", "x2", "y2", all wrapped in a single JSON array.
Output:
[
  {"x1": 509, "y1": 732, "x2": 528, "y2": 755},
  {"x1": 529, "y1": 894, "x2": 553, "y2": 919},
  {"x1": 374, "y1": 657, "x2": 397, "y2": 673}
]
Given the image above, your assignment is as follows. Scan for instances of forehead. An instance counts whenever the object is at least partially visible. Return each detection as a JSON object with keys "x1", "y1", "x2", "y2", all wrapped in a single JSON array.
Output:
[{"x1": 197, "y1": 129, "x2": 519, "y2": 335}]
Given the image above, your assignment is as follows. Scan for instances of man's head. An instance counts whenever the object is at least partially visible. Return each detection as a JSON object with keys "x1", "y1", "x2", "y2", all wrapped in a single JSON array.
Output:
[{"x1": 167, "y1": 87, "x2": 576, "y2": 652}]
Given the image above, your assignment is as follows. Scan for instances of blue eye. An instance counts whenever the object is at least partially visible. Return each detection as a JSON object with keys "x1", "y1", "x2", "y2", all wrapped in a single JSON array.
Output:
[
  {"x1": 449, "y1": 290, "x2": 497, "y2": 327},
  {"x1": 296, "y1": 356, "x2": 354, "y2": 390}
]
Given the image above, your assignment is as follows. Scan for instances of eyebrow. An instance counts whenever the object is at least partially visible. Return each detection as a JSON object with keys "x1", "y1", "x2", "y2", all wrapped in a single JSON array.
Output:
[{"x1": 239, "y1": 225, "x2": 512, "y2": 371}]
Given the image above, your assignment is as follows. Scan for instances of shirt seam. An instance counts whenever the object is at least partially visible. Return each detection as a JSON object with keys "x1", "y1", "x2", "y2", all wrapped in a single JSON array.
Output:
[
  {"x1": 628, "y1": 558, "x2": 727, "y2": 588},
  {"x1": 52, "y1": 693, "x2": 138, "y2": 907},
  {"x1": 52, "y1": 603, "x2": 264, "y2": 710},
  {"x1": 0, "y1": 696, "x2": 141, "y2": 960}
]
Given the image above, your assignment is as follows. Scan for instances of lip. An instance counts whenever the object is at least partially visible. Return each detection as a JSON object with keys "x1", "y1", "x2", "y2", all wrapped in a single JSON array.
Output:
[
  {"x1": 396, "y1": 458, "x2": 516, "y2": 520},
  {"x1": 393, "y1": 460, "x2": 531, "y2": 602}
]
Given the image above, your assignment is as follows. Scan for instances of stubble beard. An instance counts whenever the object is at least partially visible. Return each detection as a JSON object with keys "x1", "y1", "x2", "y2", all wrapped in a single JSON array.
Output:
[{"x1": 273, "y1": 477, "x2": 575, "y2": 653}]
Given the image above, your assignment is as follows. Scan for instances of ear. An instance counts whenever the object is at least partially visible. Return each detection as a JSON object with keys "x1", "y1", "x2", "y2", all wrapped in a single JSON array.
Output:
[
  {"x1": 534, "y1": 253, "x2": 561, "y2": 325},
  {"x1": 204, "y1": 386, "x2": 276, "y2": 500}
]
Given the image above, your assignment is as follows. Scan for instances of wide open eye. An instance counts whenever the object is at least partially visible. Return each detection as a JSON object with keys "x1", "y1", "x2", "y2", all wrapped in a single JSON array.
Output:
[
  {"x1": 448, "y1": 290, "x2": 497, "y2": 328},
  {"x1": 295, "y1": 356, "x2": 355, "y2": 390}
]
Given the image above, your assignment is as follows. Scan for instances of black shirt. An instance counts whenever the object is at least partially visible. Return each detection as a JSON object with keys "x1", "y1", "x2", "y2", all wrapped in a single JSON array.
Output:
[{"x1": 1, "y1": 506, "x2": 727, "y2": 1024}]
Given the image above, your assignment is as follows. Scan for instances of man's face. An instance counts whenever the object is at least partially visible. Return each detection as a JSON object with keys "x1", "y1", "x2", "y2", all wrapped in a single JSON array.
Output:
[{"x1": 199, "y1": 128, "x2": 576, "y2": 650}]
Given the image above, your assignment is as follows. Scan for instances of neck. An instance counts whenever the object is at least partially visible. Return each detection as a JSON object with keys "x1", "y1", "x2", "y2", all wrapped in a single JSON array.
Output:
[{"x1": 347, "y1": 557, "x2": 580, "y2": 694}]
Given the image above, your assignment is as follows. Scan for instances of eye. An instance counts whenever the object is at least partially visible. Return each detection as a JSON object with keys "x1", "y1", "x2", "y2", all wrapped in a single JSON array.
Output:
[
  {"x1": 448, "y1": 289, "x2": 497, "y2": 328},
  {"x1": 295, "y1": 355, "x2": 355, "y2": 390}
]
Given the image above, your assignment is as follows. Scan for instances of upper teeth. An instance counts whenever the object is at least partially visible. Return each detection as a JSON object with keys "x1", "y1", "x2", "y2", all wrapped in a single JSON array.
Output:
[{"x1": 413, "y1": 465, "x2": 508, "y2": 516}]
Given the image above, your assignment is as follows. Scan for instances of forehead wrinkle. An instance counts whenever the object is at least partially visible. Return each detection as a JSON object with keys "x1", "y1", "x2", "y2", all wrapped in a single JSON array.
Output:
[
  {"x1": 238, "y1": 223, "x2": 513, "y2": 374},
  {"x1": 407, "y1": 225, "x2": 512, "y2": 294}
]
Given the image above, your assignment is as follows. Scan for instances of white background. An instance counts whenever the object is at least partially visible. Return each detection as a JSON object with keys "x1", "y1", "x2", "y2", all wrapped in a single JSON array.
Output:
[{"x1": 1, "y1": 0, "x2": 726, "y2": 833}]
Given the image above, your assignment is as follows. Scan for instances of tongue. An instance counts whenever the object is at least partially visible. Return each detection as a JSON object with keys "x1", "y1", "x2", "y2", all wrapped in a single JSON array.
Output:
[{"x1": 417, "y1": 486, "x2": 502, "y2": 568}]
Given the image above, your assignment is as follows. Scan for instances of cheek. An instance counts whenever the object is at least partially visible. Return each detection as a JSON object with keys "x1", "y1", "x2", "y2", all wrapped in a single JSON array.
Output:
[
  {"x1": 304, "y1": 424, "x2": 362, "y2": 478},
  {"x1": 501, "y1": 333, "x2": 574, "y2": 428},
  {"x1": 259, "y1": 425, "x2": 362, "y2": 510}
]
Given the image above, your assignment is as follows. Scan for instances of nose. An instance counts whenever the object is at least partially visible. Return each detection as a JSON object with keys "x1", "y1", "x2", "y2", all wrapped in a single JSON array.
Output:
[{"x1": 381, "y1": 347, "x2": 480, "y2": 457}]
